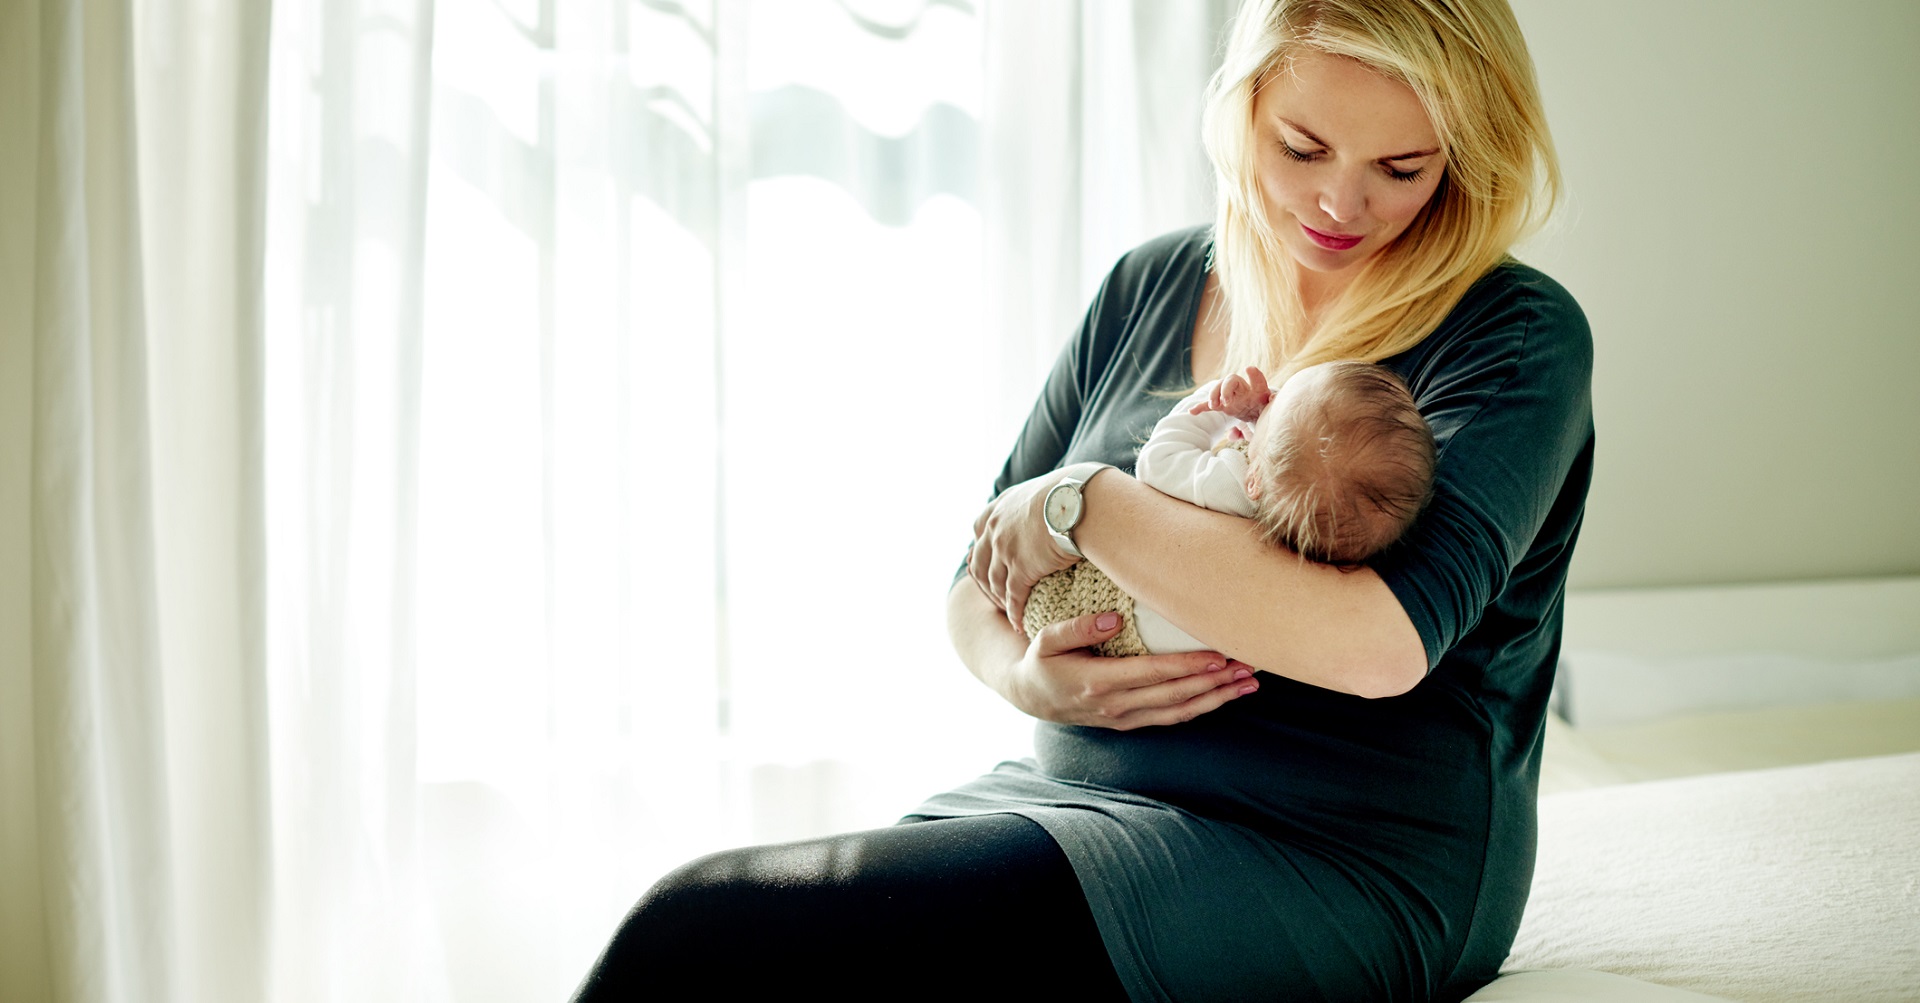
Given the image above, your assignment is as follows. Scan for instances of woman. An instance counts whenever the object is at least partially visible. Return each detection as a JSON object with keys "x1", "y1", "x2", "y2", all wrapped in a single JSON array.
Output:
[{"x1": 571, "y1": 0, "x2": 1590, "y2": 1000}]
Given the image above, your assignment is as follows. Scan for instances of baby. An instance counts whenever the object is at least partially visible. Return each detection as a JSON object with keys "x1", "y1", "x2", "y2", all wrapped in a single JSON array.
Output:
[{"x1": 1023, "y1": 361, "x2": 1436, "y2": 657}]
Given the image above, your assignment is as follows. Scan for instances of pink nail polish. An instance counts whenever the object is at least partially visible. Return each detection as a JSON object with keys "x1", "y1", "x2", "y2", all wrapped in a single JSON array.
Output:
[
  {"x1": 1232, "y1": 668, "x2": 1251, "y2": 681},
  {"x1": 1237, "y1": 684, "x2": 1258, "y2": 695}
]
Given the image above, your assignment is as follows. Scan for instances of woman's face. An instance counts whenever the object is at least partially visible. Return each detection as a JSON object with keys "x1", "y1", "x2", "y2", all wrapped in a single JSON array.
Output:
[{"x1": 1251, "y1": 50, "x2": 1446, "y2": 278}]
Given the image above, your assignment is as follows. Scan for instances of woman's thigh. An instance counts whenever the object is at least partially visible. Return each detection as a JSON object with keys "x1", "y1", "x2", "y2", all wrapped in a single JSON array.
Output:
[{"x1": 568, "y1": 812, "x2": 1128, "y2": 1001}]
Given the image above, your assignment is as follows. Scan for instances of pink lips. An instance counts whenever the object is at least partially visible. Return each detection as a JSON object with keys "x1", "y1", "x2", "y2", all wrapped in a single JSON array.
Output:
[{"x1": 1302, "y1": 225, "x2": 1364, "y2": 251}]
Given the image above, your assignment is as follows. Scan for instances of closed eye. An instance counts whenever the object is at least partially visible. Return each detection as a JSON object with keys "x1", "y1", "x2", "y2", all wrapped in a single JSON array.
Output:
[{"x1": 1288, "y1": 142, "x2": 1432, "y2": 183}]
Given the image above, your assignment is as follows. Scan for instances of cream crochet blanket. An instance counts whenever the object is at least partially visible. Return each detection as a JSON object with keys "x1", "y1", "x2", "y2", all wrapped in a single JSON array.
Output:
[{"x1": 1021, "y1": 560, "x2": 1149, "y2": 657}]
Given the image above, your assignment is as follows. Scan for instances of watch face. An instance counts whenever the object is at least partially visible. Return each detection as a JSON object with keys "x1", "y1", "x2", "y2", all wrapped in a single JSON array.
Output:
[{"x1": 1045, "y1": 483, "x2": 1082, "y2": 532}]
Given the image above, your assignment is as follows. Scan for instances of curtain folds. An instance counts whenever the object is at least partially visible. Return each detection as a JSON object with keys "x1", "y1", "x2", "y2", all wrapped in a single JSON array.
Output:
[
  {"x1": 6, "y1": 1, "x2": 274, "y2": 1002},
  {"x1": 981, "y1": 0, "x2": 1236, "y2": 437},
  {"x1": 261, "y1": 0, "x2": 440, "y2": 995},
  {"x1": 1, "y1": 1, "x2": 1232, "y2": 1000},
  {"x1": 30, "y1": 3, "x2": 176, "y2": 999}
]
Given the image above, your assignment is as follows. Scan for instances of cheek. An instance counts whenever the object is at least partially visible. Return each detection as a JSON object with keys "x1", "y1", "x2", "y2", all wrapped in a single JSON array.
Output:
[
  {"x1": 1257, "y1": 157, "x2": 1311, "y2": 216},
  {"x1": 1375, "y1": 179, "x2": 1443, "y2": 230}
]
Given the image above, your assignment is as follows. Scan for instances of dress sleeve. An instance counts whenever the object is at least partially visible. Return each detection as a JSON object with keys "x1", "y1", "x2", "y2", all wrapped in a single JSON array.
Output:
[{"x1": 1373, "y1": 269, "x2": 1595, "y2": 670}]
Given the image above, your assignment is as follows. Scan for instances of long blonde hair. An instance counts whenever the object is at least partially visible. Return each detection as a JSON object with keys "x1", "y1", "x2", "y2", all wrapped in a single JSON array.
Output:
[{"x1": 1202, "y1": 0, "x2": 1562, "y2": 376}]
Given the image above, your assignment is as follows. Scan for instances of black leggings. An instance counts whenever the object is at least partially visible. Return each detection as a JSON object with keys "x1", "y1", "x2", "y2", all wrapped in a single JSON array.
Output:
[{"x1": 568, "y1": 813, "x2": 1129, "y2": 1001}]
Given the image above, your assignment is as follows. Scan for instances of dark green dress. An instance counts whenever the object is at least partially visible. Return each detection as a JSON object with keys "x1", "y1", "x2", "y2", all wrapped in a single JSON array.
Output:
[{"x1": 915, "y1": 227, "x2": 1594, "y2": 1003}]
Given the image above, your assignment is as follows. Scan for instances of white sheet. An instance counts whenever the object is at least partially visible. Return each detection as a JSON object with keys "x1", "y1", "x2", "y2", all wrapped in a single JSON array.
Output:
[
  {"x1": 1505, "y1": 752, "x2": 1920, "y2": 1003},
  {"x1": 1466, "y1": 969, "x2": 1735, "y2": 1002}
]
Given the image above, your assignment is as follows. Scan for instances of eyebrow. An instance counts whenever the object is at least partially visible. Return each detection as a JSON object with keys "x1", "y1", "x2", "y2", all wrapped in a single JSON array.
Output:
[{"x1": 1278, "y1": 117, "x2": 1440, "y2": 162}]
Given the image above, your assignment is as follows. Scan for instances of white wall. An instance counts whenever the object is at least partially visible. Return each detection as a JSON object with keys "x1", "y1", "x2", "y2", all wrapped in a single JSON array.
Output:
[{"x1": 1510, "y1": 0, "x2": 1920, "y2": 588}]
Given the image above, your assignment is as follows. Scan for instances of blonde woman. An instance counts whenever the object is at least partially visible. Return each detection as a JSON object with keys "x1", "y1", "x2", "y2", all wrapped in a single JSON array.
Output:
[{"x1": 571, "y1": 1, "x2": 1589, "y2": 999}]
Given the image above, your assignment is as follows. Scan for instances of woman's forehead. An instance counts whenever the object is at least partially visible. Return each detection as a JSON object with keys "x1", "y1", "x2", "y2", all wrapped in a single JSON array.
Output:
[{"x1": 1256, "y1": 50, "x2": 1439, "y2": 156}]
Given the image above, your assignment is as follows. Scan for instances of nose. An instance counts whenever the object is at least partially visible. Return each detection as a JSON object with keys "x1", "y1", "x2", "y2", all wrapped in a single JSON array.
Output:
[{"x1": 1318, "y1": 170, "x2": 1366, "y2": 225}]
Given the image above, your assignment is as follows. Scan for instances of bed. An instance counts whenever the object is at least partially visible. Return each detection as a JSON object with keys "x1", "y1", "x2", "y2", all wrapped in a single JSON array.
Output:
[{"x1": 1460, "y1": 575, "x2": 1920, "y2": 1002}]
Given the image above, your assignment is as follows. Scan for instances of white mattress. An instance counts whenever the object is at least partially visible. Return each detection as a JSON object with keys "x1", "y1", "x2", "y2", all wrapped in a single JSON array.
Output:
[{"x1": 1465, "y1": 576, "x2": 1920, "y2": 1002}]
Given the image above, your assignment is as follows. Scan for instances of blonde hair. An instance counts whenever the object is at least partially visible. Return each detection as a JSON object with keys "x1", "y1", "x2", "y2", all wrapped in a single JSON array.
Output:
[
  {"x1": 1252, "y1": 361, "x2": 1435, "y2": 565},
  {"x1": 1202, "y1": 0, "x2": 1561, "y2": 375}
]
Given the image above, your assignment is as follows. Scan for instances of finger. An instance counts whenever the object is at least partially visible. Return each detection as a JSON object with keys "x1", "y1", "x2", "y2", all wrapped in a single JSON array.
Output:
[
  {"x1": 1006, "y1": 563, "x2": 1053, "y2": 636},
  {"x1": 1095, "y1": 656, "x2": 1255, "y2": 718},
  {"x1": 1032, "y1": 611, "x2": 1127, "y2": 657},
  {"x1": 1000, "y1": 563, "x2": 1029, "y2": 625},
  {"x1": 1109, "y1": 675, "x2": 1256, "y2": 730},
  {"x1": 1101, "y1": 649, "x2": 1235, "y2": 689},
  {"x1": 1246, "y1": 366, "x2": 1270, "y2": 402},
  {"x1": 1224, "y1": 377, "x2": 1253, "y2": 414},
  {"x1": 1007, "y1": 571, "x2": 1034, "y2": 631},
  {"x1": 986, "y1": 553, "x2": 1010, "y2": 613},
  {"x1": 967, "y1": 533, "x2": 989, "y2": 585},
  {"x1": 971, "y1": 541, "x2": 1009, "y2": 611}
]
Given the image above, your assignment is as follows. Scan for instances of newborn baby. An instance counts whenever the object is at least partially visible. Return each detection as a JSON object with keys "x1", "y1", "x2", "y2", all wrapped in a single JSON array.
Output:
[{"x1": 1023, "y1": 361, "x2": 1436, "y2": 657}]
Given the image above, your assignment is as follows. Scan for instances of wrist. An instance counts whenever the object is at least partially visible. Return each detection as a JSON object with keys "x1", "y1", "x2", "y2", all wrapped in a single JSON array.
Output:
[{"x1": 1041, "y1": 463, "x2": 1112, "y2": 559}]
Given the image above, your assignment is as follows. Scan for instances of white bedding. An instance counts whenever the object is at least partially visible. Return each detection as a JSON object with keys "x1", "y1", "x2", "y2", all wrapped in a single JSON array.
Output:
[
  {"x1": 1462, "y1": 575, "x2": 1920, "y2": 1002},
  {"x1": 1508, "y1": 752, "x2": 1920, "y2": 1002}
]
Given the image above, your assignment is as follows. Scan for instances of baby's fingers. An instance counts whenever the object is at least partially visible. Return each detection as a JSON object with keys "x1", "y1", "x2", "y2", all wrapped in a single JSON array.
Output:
[{"x1": 1244, "y1": 366, "x2": 1271, "y2": 403}]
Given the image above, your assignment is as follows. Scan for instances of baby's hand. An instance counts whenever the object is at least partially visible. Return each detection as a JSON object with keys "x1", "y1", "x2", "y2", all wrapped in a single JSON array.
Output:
[{"x1": 1192, "y1": 366, "x2": 1272, "y2": 422}]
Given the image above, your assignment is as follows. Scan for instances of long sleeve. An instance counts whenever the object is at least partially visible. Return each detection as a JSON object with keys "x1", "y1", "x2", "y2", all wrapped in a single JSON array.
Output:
[
  {"x1": 1372, "y1": 263, "x2": 1595, "y2": 675},
  {"x1": 1133, "y1": 385, "x2": 1258, "y2": 518}
]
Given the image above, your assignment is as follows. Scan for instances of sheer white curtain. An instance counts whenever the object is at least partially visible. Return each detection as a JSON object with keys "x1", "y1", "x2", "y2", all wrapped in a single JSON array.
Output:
[
  {"x1": 2, "y1": 1, "x2": 1229, "y2": 1001},
  {"x1": 1, "y1": 1, "x2": 272, "y2": 1002},
  {"x1": 981, "y1": 0, "x2": 1237, "y2": 433},
  {"x1": 263, "y1": 2, "x2": 1006, "y2": 998}
]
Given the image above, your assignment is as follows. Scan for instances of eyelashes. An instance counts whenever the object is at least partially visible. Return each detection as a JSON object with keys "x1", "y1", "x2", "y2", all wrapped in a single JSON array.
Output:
[
  {"x1": 1280, "y1": 142, "x2": 1429, "y2": 184},
  {"x1": 1279, "y1": 143, "x2": 1315, "y2": 163}
]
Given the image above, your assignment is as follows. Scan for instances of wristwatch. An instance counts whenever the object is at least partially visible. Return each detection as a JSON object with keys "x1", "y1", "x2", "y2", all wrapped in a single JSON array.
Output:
[{"x1": 1043, "y1": 473, "x2": 1093, "y2": 559}]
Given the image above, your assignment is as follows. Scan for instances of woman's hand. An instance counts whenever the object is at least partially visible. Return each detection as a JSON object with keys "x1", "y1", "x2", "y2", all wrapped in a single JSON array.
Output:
[
  {"x1": 967, "y1": 462, "x2": 1109, "y2": 630},
  {"x1": 1010, "y1": 612, "x2": 1259, "y2": 729}
]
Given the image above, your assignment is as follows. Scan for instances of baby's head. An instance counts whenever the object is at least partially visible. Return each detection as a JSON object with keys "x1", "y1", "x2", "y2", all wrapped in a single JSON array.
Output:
[{"x1": 1244, "y1": 361, "x2": 1435, "y2": 566}]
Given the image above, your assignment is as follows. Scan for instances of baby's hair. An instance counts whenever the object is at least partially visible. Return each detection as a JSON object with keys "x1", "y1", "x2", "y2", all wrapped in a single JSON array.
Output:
[{"x1": 1252, "y1": 362, "x2": 1434, "y2": 567}]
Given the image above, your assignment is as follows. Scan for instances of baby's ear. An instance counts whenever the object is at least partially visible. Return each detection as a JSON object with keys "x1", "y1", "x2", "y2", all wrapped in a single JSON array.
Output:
[{"x1": 1244, "y1": 468, "x2": 1262, "y2": 500}]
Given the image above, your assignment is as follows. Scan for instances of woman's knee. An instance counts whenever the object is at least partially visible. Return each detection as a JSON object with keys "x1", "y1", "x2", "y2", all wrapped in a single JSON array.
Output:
[{"x1": 626, "y1": 845, "x2": 778, "y2": 937}]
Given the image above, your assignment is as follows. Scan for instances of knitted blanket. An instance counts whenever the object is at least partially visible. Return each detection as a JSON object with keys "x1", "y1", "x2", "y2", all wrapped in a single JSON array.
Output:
[{"x1": 1022, "y1": 560, "x2": 1149, "y2": 657}]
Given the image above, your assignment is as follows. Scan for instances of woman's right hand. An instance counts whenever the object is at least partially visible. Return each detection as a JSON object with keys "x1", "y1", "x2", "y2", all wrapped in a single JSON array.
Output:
[{"x1": 1008, "y1": 611, "x2": 1259, "y2": 730}]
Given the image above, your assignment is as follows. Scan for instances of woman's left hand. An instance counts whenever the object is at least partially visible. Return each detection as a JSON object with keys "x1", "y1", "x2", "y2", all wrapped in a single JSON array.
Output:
[{"x1": 967, "y1": 462, "x2": 1109, "y2": 630}]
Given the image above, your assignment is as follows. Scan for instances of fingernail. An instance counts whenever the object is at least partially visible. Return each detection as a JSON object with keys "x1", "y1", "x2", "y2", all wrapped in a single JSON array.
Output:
[
  {"x1": 1207, "y1": 662, "x2": 1225, "y2": 673},
  {"x1": 1232, "y1": 668, "x2": 1251, "y2": 681},
  {"x1": 1095, "y1": 612, "x2": 1120, "y2": 631},
  {"x1": 1237, "y1": 683, "x2": 1258, "y2": 695}
]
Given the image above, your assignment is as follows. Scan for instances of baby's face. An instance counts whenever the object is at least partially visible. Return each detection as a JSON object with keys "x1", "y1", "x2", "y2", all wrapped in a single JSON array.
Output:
[{"x1": 1243, "y1": 363, "x2": 1335, "y2": 500}]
